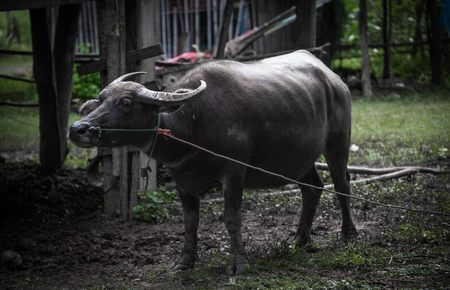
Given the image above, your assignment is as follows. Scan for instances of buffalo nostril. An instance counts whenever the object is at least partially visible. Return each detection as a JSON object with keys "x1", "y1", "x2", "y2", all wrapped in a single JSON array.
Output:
[{"x1": 72, "y1": 121, "x2": 91, "y2": 135}]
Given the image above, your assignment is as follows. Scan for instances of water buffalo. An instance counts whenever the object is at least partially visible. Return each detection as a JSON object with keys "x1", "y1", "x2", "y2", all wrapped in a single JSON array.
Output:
[{"x1": 69, "y1": 50, "x2": 357, "y2": 274}]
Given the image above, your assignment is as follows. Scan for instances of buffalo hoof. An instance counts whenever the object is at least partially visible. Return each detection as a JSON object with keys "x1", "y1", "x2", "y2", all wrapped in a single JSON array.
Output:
[
  {"x1": 341, "y1": 227, "x2": 358, "y2": 241},
  {"x1": 293, "y1": 232, "x2": 311, "y2": 247},
  {"x1": 293, "y1": 238, "x2": 319, "y2": 253},
  {"x1": 226, "y1": 255, "x2": 250, "y2": 275},
  {"x1": 226, "y1": 262, "x2": 250, "y2": 276}
]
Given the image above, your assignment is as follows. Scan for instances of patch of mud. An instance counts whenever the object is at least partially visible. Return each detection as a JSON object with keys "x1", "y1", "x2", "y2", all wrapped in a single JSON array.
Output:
[{"x1": 0, "y1": 161, "x2": 449, "y2": 289}]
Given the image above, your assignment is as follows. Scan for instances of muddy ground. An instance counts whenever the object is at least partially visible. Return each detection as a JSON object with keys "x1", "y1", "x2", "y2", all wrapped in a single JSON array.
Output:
[{"x1": 0, "y1": 160, "x2": 449, "y2": 289}]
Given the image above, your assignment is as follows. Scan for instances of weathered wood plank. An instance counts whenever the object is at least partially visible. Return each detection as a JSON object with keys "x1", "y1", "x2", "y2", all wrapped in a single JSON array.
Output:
[
  {"x1": 0, "y1": 74, "x2": 34, "y2": 83},
  {"x1": 127, "y1": 44, "x2": 163, "y2": 63},
  {"x1": 0, "y1": 0, "x2": 88, "y2": 11},
  {"x1": 77, "y1": 44, "x2": 162, "y2": 75},
  {"x1": 119, "y1": 146, "x2": 129, "y2": 221},
  {"x1": 129, "y1": 151, "x2": 140, "y2": 220},
  {"x1": 135, "y1": 0, "x2": 161, "y2": 199},
  {"x1": 98, "y1": 0, "x2": 127, "y2": 217},
  {"x1": 102, "y1": 155, "x2": 118, "y2": 215},
  {"x1": 76, "y1": 59, "x2": 106, "y2": 75}
]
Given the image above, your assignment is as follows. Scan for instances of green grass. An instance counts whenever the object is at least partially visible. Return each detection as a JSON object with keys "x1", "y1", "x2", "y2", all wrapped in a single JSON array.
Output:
[
  {"x1": 350, "y1": 90, "x2": 450, "y2": 165},
  {"x1": 150, "y1": 236, "x2": 449, "y2": 289},
  {"x1": 0, "y1": 55, "x2": 35, "y2": 100},
  {"x1": 0, "y1": 107, "x2": 39, "y2": 150},
  {"x1": 0, "y1": 107, "x2": 91, "y2": 167}
]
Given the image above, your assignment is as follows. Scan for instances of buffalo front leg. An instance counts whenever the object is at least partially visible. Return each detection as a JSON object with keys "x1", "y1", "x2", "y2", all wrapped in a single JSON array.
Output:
[
  {"x1": 170, "y1": 191, "x2": 200, "y2": 271},
  {"x1": 223, "y1": 171, "x2": 249, "y2": 275},
  {"x1": 294, "y1": 167, "x2": 323, "y2": 246}
]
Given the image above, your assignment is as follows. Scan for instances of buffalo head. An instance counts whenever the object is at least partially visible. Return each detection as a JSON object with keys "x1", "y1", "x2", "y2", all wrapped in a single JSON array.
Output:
[{"x1": 69, "y1": 72, "x2": 206, "y2": 148}]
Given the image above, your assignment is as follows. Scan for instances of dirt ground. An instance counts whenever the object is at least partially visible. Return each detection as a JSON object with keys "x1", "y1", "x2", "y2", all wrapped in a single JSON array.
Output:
[{"x1": 0, "y1": 160, "x2": 449, "y2": 289}]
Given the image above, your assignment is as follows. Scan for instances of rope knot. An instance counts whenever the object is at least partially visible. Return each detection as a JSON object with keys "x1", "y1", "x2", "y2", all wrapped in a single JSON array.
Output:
[{"x1": 156, "y1": 128, "x2": 172, "y2": 138}]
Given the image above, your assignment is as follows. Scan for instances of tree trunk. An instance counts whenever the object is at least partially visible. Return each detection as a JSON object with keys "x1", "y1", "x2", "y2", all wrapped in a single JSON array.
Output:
[
  {"x1": 329, "y1": 0, "x2": 343, "y2": 65},
  {"x1": 412, "y1": 0, "x2": 425, "y2": 58},
  {"x1": 382, "y1": 0, "x2": 392, "y2": 80},
  {"x1": 359, "y1": 0, "x2": 372, "y2": 96},
  {"x1": 295, "y1": 0, "x2": 316, "y2": 49},
  {"x1": 30, "y1": 5, "x2": 81, "y2": 174},
  {"x1": 427, "y1": 0, "x2": 442, "y2": 85}
]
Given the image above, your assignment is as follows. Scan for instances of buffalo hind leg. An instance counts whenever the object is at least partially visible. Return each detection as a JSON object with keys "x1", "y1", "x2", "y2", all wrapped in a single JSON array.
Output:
[
  {"x1": 170, "y1": 190, "x2": 200, "y2": 271},
  {"x1": 324, "y1": 135, "x2": 358, "y2": 240},
  {"x1": 223, "y1": 169, "x2": 249, "y2": 275},
  {"x1": 294, "y1": 167, "x2": 323, "y2": 246}
]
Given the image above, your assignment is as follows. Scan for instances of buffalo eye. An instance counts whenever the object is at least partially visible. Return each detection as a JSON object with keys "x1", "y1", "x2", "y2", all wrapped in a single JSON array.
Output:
[{"x1": 119, "y1": 98, "x2": 131, "y2": 107}]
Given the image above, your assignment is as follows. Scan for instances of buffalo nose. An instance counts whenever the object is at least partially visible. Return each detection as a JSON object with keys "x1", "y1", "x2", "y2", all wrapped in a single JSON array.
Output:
[{"x1": 71, "y1": 121, "x2": 91, "y2": 136}]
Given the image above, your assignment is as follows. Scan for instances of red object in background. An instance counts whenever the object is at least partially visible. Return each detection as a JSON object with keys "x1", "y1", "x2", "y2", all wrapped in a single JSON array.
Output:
[{"x1": 166, "y1": 51, "x2": 212, "y2": 64}]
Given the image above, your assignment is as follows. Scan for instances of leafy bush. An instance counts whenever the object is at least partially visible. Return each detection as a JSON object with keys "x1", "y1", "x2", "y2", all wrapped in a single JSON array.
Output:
[
  {"x1": 72, "y1": 67, "x2": 100, "y2": 102},
  {"x1": 133, "y1": 188, "x2": 178, "y2": 223}
]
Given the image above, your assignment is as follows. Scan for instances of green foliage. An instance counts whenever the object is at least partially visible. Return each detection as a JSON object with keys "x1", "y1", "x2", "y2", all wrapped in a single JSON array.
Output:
[
  {"x1": 0, "y1": 11, "x2": 32, "y2": 50},
  {"x1": 335, "y1": 0, "x2": 449, "y2": 84},
  {"x1": 72, "y1": 68, "x2": 100, "y2": 102},
  {"x1": 321, "y1": 245, "x2": 376, "y2": 268},
  {"x1": 133, "y1": 188, "x2": 178, "y2": 223},
  {"x1": 64, "y1": 143, "x2": 96, "y2": 169}
]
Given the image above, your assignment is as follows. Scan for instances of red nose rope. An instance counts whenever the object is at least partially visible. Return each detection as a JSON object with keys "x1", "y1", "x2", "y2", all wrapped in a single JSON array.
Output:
[{"x1": 146, "y1": 128, "x2": 450, "y2": 217}]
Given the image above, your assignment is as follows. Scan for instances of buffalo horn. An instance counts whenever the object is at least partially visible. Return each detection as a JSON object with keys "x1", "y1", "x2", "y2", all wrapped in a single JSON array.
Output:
[
  {"x1": 110, "y1": 71, "x2": 147, "y2": 85},
  {"x1": 135, "y1": 80, "x2": 207, "y2": 105}
]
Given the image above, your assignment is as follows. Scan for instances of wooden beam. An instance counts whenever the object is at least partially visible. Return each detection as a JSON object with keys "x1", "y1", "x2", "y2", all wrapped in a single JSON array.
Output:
[
  {"x1": 127, "y1": 44, "x2": 163, "y2": 63},
  {"x1": 0, "y1": 74, "x2": 34, "y2": 83},
  {"x1": 77, "y1": 44, "x2": 163, "y2": 75},
  {"x1": 0, "y1": 0, "x2": 88, "y2": 11},
  {"x1": 30, "y1": 8, "x2": 63, "y2": 174},
  {"x1": 54, "y1": 4, "x2": 82, "y2": 163},
  {"x1": 215, "y1": 0, "x2": 234, "y2": 58},
  {"x1": 76, "y1": 59, "x2": 106, "y2": 75}
]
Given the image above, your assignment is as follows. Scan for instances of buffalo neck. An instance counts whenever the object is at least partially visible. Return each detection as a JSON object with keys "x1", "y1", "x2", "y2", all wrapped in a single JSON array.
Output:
[{"x1": 149, "y1": 112, "x2": 196, "y2": 166}]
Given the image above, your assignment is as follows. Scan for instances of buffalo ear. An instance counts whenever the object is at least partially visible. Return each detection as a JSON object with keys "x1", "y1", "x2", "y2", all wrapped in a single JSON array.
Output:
[{"x1": 79, "y1": 99, "x2": 100, "y2": 117}]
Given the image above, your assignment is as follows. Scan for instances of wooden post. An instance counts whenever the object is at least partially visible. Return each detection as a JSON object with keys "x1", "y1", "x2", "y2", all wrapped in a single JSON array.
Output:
[
  {"x1": 207, "y1": 0, "x2": 212, "y2": 51},
  {"x1": 65, "y1": 0, "x2": 163, "y2": 220},
  {"x1": 133, "y1": 0, "x2": 161, "y2": 218},
  {"x1": 97, "y1": 0, "x2": 127, "y2": 217},
  {"x1": 167, "y1": 0, "x2": 172, "y2": 57},
  {"x1": 295, "y1": 0, "x2": 316, "y2": 49},
  {"x1": 30, "y1": 8, "x2": 62, "y2": 174},
  {"x1": 427, "y1": 0, "x2": 442, "y2": 85},
  {"x1": 30, "y1": 4, "x2": 81, "y2": 175},
  {"x1": 195, "y1": 0, "x2": 200, "y2": 46},
  {"x1": 382, "y1": 0, "x2": 392, "y2": 80},
  {"x1": 212, "y1": 0, "x2": 218, "y2": 46},
  {"x1": 173, "y1": 6, "x2": 178, "y2": 55},
  {"x1": 234, "y1": 0, "x2": 244, "y2": 38},
  {"x1": 215, "y1": 0, "x2": 233, "y2": 58},
  {"x1": 359, "y1": 0, "x2": 372, "y2": 96},
  {"x1": 161, "y1": 0, "x2": 168, "y2": 59}
]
